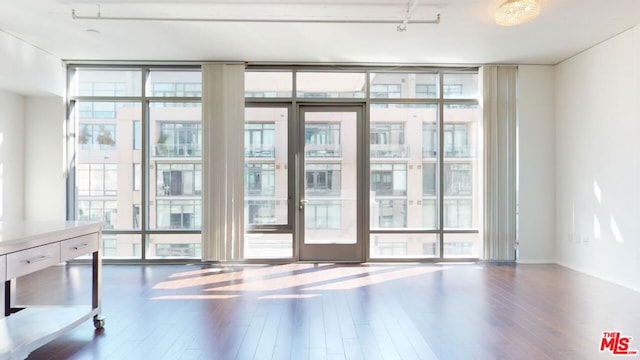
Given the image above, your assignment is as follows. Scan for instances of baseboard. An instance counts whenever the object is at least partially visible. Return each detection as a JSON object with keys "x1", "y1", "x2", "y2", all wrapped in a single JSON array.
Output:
[
  {"x1": 556, "y1": 261, "x2": 640, "y2": 294},
  {"x1": 516, "y1": 260, "x2": 555, "y2": 264}
]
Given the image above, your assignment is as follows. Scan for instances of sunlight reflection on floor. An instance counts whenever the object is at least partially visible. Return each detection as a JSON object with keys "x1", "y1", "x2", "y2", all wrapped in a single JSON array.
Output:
[{"x1": 151, "y1": 264, "x2": 450, "y2": 300}]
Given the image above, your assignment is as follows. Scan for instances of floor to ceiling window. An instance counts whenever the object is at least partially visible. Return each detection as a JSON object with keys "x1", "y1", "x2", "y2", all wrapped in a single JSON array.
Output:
[
  {"x1": 245, "y1": 67, "x2": 481, "y2": 261},
  {"x1": 369, "y1": 72, "x2": 481, "y2": 259},
  {"x1": 68, "y1": 65, "x2": 480, "y2": 262},
  {"x1": 68, "y1": 66, "x2": 202, "y2": 260}
]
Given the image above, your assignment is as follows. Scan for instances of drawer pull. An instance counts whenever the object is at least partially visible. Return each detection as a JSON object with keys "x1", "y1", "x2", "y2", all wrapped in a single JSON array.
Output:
[
  {"x1": 73, "y1": 243, "x2": 89, "y2": 250},
  {"x1": 23, "y1": 255, "x2": 51, "y2": 264}
]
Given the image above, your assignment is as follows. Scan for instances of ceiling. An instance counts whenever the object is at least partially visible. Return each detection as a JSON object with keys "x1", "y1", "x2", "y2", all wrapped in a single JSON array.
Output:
[{"x1": 2, "y1": 0, "x2": 640, "y2": 65}]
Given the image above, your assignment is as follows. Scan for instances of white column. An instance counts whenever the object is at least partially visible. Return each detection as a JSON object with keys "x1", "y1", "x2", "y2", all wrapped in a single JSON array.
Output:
[
  {"x1": 201, "y1": 64, "x2": 245, "y2": 261},
  {"x1": 480, "y1": 65, "x2": 517, "y2": 261}
]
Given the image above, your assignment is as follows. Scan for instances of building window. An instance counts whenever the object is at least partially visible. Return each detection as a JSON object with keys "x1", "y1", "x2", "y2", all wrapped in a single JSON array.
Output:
[
  {"x1": 77, "y1": 164, "x2": 117, "y2": 196},
  {"x1": 133, "y1": 164, "x2": 141, "y2": 191},
  {"x1": 156, "y1": 163, "x2": 202, "y2": 196},
  {"x1": 245, "y1": 123, "x2": 275, "y2": 157},
  {"x1": 444, "y1": 124, "x2": 470, "y2": 158},
  {"x1": 151, "y1": 82, "x2": 202, "y2": 97},
  {"x1": 377, "y1": 242, "x2": 408, "y2": 256},
  {"x1": 305, "y1": 123, "x2": 341, "y2": 157},
  {"x1": 443, "y1": 84, "x2": 463, "y2": 97},
  {"x1": 245, "y1": 163, "x2": 275, "y2": 196},
  {"x1": 416, "y1": 84, "x2": 437, "y2": 98},
  {"x1": 422, "y1": 199, "x2": 437, "y2": 229},
  {"x1": 103, "y1": 237, "x2": 118, "y2": 257},
  {"x1": 444, "y1": 241, "x2": 473, "y2": 255},
  {"x1": 422, "y1": 123, "x2": 438, "y2": 157},
  {"x1": 79, "y1": 102, "x2": 117, "y2": 119},
  {"x1": 133, "y1": 120, "x2": 141, "y2": 150},
  {"x1": 370, "y1": 123, "x2": 407, "y2": 158},
  {"x1": 155, "y1": 122, "x2": 202, "y2": 157},
  {"x1": 422, "y1": 163, "x2": 436, "y2": 196},
  {"x1": 373, "y1": 199, "x2": 407, "y2": 228},
  {"x1": 132, "y1": 243, "x2": 141, "y2": 257},
  {"x1": 444, "y1": 199, "x2": 472, "y2": 228},
  {"x1": 444, "y1": 163, "x2": 472, "y2": 196},
  {"x1": 370, "y1": 84, "x2": 401, "y2": 98},
  {"x1": 77, "y1": 200, "x2": 118, "y2": 229},
  {"x1": 245, "y1": 91, "x2": 278, "y2": 98},
  {"x1": 305, "y1": 202, "x2": 341, "y2": 229},
  {"x1": 305, "y1": 164, "x2": 341, "y2": 195},
  {"x1": 371, "y1": 164, "x2": 406, "y2": 196},
  {"x1": 246, "y1": 200, "x2": 276, "y2": 226},
  {"x1": 422, "y1": 242, "x2": 436, "y2": 256},
  {"x1": 155, "y1": 243, "x2": 201, "y2": 257},
  {"x1": 79, "y1": 124, "x2": 116, "y2": 150},
  {"x1": 133, "y1": 205, "x2": 140, "y2": 229},
  {"x1": 416, "y1": 84, "x2": 464, "y2": 98},
  {"x1": 79, "y1": 82, "x2": 126, "y2": 97},
  {"x1": 156, "y1": 200, "x2": 201, "y2": 229}
]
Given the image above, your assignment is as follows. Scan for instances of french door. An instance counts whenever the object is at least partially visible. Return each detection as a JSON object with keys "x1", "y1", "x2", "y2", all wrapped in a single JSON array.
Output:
[{"x1": 297, "y1": 105, "x2": 365, "y2": 262}]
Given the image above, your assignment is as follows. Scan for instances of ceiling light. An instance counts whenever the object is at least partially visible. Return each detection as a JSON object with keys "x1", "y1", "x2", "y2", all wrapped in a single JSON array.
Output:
[{"x1": 494, "y1": 0, "x2": 541, "y2": 26}]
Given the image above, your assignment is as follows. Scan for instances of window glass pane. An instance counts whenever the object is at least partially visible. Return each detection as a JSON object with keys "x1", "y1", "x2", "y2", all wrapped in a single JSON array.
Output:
[
  {"x1": 370, "y1": 103, "x2": 438, "y2": 230},
  {"x1": 72, "y1": 69, "x2": 142, "y2": 97},
  {"x1": 147, "y1": 70, "x2": 202, "y2": 97},
  {"x1": 370, "y1": 73, "x2": 438, "y2": 99},
  {"x1": 297, "y1": 72, "x2": 366, "y2": 98},
  {"x1": 101, "y1": 234, "x2": 142, "y2": 259},
  {"x1": 149, "y1": 102, "x2": 202, "y2": 230},
  {"x1": 370, "y1": 123, "x2": 408, "y2": 158},
  {"x1": 443, "y1": 103, "x2": 480, "y2": 234},
  {"x1": 133, "y1": 121, "x2": 141, "y2": 150},
  {"x1": 444, "y1": 233, "x2": 480, "y2": 258},
  {"x1": 76, "y1": 101, "x2": 141, "y2": 231},
  {"x1": 147, "y1": 234, "x2": 201, "y2": 259},
  {"x1": 245, "y1": 72, "x2": 293, "y2": 98},
  {"x1": 443, "y1": 73, "x2": 478, "y2": 99},
  {"x1": 370, "y1": 233, "x2": 438, "y2": 258},
  {"x1": 245, "y1": 233, "x2": 293, "y2": 259},
  {"x1": 244, "y1": 107, "x2": 289, "y2": 229}
]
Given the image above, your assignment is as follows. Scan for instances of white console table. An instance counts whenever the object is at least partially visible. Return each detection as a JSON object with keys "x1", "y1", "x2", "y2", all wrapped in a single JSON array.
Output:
[{"x1": 0, "y1": 221, "x2": 103, "y2": 360}]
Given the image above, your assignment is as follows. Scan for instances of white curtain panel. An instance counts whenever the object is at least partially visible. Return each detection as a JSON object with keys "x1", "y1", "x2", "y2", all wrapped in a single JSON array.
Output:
[
  {"x1": 201, "y1": 63, "x2": 245, "y2": 261},
  {"x1": 481, "y1": 65, "x2": 518, "y2": 261}
]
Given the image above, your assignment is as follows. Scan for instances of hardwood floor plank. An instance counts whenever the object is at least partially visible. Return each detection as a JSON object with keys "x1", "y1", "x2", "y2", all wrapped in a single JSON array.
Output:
[{"x1": 17, "y1": 263, "x2": 640, "y2": 360}]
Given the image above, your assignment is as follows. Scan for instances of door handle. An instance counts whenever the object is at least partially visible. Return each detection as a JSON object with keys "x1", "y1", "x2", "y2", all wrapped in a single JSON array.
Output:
[{"x1": 299, "y1": 199, "x2": 308, "y2": 210}]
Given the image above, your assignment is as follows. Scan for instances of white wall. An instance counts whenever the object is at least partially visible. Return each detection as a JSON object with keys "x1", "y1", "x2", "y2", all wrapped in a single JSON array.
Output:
[
  {"x1": 0, "y1": 90, "x2": 25, "y2": 222},
  {"x1": 24, "y1": 97, "x2": 66, "y2": 221},
  {"x1": 0, "y1": 31, "x2": 65, "y2": 96},
  {"x1": 0, "y1": 31, "x2": 66, "y2": 223},
  {"x1": 556, "y1": 25, "x2": 640, "y2": 291},
  {"x1": 516, "y1": 66, "x2": 556, "y2": 263}
]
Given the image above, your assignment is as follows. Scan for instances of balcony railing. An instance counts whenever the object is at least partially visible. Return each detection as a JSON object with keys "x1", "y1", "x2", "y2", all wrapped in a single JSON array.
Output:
[
  {"x1": 370, "y1": 188, "x2": 407, "y2": 197},
  {"x1": 370, "y1": 144, "x2": 410, "y2": 158},
  {"x1": 422, "y1": 147, "x2": 474, "y2": 158},
  {"x1": 305, "y1": 144, "x2": 342, "y2": 158},
  {"x1": 154, "y1": 144, "x2": 201, "y2": 157},
  {"x1": 245, "y1": 145, "x2": 275, "y2": 158},
  {"x1": 445, "y1": 148, "x2": 473, "y2": 158},
  {"x1": 245, "y1": 187, "x2": 276, "y2": 196}
]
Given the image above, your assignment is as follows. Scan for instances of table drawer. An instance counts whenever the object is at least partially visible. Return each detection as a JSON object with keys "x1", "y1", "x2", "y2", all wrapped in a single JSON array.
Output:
[
  {"x1": 6, "y1": 243, "x2": 61, "y2": 279},
  {"x1": 61, "y1": 233, "x2": 99, "y2": 261}
]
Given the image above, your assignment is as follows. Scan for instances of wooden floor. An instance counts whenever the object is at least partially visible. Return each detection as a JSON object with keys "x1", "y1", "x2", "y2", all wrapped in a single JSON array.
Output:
[{"x1": 14, "y1": 262, "x2": 640, "y2": 360}]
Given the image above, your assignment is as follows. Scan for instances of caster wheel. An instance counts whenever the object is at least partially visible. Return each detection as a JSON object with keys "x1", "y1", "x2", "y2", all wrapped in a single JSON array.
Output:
[{"x1": 93, "y1": 316, "x2": 106, "y2": 329}]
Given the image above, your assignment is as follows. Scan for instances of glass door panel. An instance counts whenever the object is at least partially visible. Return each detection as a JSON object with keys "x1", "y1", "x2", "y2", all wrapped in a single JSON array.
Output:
[{"x1": 299, "y1": 106, "x2": 363, "y2": 262}]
